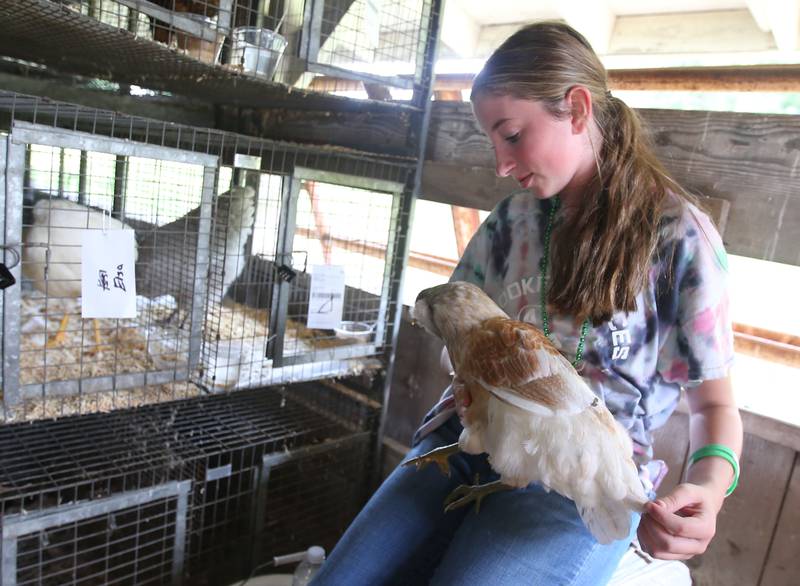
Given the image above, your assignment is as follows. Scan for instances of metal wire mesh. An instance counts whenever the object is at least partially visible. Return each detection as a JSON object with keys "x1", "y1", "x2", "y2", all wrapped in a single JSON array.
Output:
[
  {"x1": 0, "y1": 382, "x2": 378, "y2": 585},
  {"x1": 0, "y1": 0, "x2": 437, "y2": 104},
  {"x1": 1, "y1": 90, "x2": 413, "y2": 422},
  {"x1": 285, "y1": 180, "x2": 394, "y2": 353},
  {"x1": 19, "y1": 146, "x2": 209, "y2": 392},
  {"x1": 10, "y1": 487, "x2": 185, "y2": 585},
  {"x1": 311, "y1": 0, "x2": 431, "y2": 87}
]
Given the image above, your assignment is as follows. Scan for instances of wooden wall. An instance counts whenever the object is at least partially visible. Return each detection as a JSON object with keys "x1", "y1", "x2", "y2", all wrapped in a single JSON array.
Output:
[
  {"x1": 384, "y1": 314, "x2": 800, "y2": 586},
  {"x1": 422, "y1": 103, "x2": 800, "y2": 267}
]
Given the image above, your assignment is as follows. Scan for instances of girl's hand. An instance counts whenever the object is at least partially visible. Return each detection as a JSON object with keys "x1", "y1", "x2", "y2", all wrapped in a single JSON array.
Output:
[
  {"x1": 637, "y1": 482, "x2": 724, "y2": 560},
  {"x1": 452, "y1": 376, "x2": 472, "y2": 422}
]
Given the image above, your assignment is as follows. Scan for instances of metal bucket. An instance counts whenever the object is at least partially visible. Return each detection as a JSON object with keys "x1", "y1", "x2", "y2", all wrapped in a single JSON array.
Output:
[{"x1": 230, "y1": 27, "x2": 288, "y2": 79}]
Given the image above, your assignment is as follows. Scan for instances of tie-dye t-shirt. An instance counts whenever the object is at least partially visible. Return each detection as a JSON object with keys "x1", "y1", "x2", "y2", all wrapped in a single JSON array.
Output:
[{"x1": 414, "y1": 190, "x2": 734, "y2": 494}]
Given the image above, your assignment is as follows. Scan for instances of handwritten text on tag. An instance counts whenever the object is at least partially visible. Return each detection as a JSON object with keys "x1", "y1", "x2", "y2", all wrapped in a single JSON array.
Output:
[
  {"x1": 306, "y1": 265, "x2": 345, "y2": 330},
  {"x1": 81, "y1": 230, "x2": 137, "y2": 318}
]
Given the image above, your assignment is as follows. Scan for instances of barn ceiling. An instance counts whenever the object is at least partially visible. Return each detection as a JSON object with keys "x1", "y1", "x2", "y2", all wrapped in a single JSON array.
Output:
[{"x1": 439, "y1": 0, "x2": 800, "y2": 65}]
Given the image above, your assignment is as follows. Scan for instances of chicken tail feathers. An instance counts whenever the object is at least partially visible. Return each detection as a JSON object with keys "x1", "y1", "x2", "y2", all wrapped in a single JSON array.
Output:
[{"x1": 578, "y1": 500, "x2": 634, "y2": 545}]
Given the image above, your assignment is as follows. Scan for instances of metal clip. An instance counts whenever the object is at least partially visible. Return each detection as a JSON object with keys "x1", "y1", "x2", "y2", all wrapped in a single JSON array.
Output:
[{"x1": 276, "y1": 264, "x2": 296, "y2": 282}]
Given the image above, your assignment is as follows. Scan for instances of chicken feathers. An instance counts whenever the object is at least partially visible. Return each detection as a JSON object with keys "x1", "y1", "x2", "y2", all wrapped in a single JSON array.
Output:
[{"x1": 411, "y1": 281, "x2": 648, "y2": 544}]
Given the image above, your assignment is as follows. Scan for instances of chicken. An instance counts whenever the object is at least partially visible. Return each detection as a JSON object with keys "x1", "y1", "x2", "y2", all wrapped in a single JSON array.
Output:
[
  {"x1": 133, "y1": 186, "x2": 255, "y2": 322},
  {"x1": 22, "y1": 193, "x2": 138, "y2": 351},
  {"x1": 404, "y1": 281, "x2": 647, "y2": 544},
  {"x1": 149, "y1": 0, "x2": 222, "y2": 63}
]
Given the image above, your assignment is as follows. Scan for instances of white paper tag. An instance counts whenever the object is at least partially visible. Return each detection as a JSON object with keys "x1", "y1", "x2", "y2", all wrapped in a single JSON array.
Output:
[
  {"x1": 306, "y1": 265, "x2": 345, "y2": 330},
  {"x1": 81, "y1": 230, "x2": 137, "y2": 319}
]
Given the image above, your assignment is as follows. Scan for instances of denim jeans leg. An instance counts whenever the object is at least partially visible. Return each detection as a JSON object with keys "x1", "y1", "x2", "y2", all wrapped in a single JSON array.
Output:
[
  {"x1": 311, "y1": 420, "x2": 485, "y2": 586},
  {"x1": 430, "y1": 482, "x2": 639, "y2": 586}
]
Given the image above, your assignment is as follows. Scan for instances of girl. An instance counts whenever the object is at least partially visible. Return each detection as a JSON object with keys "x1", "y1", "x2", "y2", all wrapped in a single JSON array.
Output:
[{"x1": 312, "y1": 21, "x2": 742, "y2": 586}]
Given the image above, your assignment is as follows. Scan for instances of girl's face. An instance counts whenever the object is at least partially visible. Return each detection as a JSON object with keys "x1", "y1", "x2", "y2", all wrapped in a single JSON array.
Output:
[{"x1": 472, "y1": 93, "x2": 597, "y2": 207}]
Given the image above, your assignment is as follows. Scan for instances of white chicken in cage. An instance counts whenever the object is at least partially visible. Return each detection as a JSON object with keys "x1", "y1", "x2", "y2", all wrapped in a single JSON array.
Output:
[{"x1": 22, "y1": 193, "x2": 138, "y2": 353}]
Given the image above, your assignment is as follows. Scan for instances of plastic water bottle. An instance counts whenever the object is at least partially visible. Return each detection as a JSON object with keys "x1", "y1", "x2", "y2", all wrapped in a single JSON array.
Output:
[{"x1": 291, "y1": 546, "x2": 326, "y2": 586}]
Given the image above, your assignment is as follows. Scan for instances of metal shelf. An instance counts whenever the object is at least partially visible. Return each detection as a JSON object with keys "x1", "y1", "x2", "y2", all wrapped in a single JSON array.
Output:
[{"x1": 0, "y1": 0, "x2": 419, "y2": 115}]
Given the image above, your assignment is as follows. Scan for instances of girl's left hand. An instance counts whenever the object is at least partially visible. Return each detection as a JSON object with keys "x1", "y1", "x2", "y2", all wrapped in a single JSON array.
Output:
[{"x1": 637, "y1": 482, "x2": 723, "y2": 560}]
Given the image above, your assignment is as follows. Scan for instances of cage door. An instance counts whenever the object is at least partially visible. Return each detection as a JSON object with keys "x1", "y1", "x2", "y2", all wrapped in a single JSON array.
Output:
[
  {"x1": 300, "y1": 0, "x2": 433, "y2": 89},
  {"x1": 266, "y1": 167, "x2": 403, "y2": 370},
  {"x1": 3, "y1": 122, "x2": 217, "y2": 411},
  {"x1": 1, "y1": 480, "x2": 191, "y2": 586}
]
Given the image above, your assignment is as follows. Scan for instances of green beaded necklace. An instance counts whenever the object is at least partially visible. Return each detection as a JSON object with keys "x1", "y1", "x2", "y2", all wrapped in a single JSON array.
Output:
[{"x1": 539, "y1": 197, "x2": 590, "y2": 367}]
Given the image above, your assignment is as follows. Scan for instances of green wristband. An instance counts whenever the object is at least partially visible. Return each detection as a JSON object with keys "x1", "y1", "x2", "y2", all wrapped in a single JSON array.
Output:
[{"x1": 688, "y1": 444, "x2": 740, "y2": 497}]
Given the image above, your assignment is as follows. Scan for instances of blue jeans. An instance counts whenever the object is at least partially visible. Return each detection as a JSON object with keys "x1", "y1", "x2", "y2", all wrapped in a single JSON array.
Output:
[{"x1": 312, "y1": 416, "x2": 639, "y2": 586}]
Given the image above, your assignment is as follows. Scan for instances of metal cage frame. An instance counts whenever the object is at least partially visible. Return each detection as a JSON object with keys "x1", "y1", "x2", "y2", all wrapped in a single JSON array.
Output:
[
  {"x1": 299, "y1": 0, "x2": 433, "y2": 89},
  {"x1": 2, "y1": 480, "x2": 191, "y2": 586},
  {"x1": 2, "y1": 122, "x2": 218, "y2": 408},
  {"x1": 0, "y1": 383, "x2": 379, "y2": 584},
  {"x1": 266, "y1": 166, "x2": 405, "y2": 368},
  {"x1": 0, "y1": 89, "x2": 418, "y2": 420}
]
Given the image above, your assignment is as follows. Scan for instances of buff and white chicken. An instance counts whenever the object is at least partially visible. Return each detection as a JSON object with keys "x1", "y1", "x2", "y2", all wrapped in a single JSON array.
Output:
[{"x1": 405, "y1": 281, "x2": 648, "y2": 544}]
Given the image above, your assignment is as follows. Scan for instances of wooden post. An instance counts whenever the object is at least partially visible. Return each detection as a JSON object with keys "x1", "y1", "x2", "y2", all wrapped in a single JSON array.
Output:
[{"x1": 451, "y1": 205, "x2": 480, "y2": 257}]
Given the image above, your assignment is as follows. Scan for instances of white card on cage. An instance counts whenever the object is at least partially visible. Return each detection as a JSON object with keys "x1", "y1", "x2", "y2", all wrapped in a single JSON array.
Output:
[
  {"x1": 306, "y1": 264, "x2": 345, "y2": 330},
  {"x1": 81, "y1": 229, "x2": 137, "y2": 319}
]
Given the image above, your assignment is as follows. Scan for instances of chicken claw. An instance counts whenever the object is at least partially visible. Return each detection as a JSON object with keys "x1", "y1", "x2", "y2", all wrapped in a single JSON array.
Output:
[
  {"x1": 444, "y1": 480, "x2": 511, "y2": 513},
  {"x1": 45, "y1": 315, "x2": 71, "y2": 348},
  {"x1": 401, "y1": 442, "x2": 460, "y2": 476}
]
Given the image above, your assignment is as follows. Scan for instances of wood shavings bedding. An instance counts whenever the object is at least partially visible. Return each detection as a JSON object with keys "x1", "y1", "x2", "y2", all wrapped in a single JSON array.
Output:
[
  {"x1": 2, "y1": 382, "x2": 200, "y2": 423},
  {"x1": 8, "y1": 294, "x2": 374, "y2": 422},
  {"x1": 19, "y1": 294, "x2": 163, "y2": 385}
]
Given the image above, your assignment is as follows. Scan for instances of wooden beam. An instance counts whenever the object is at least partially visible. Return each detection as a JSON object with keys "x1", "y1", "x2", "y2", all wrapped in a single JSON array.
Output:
[
  {"x1": 422, "y1": 163, "x2": 733, "y2": 241},
  {"x1": 608, "y1": 65, "x2": 800, "y2": 92},
  {"x1": 293, "y1": 226, "x2": 455, "y2": 276},
  {"x1": 310, "y1": 62, "x2": 800, "y2": 95},
  {"x1": 734, "y1": 332, "x2": 800, "y2": 368},
  {"x1": 0, "y1": 71, "x2": 215, "y2": 127},
  {"x1": 760, "y1": 454, "x2": 800, "y2": 585},
  {"x1": 451, "y1": 205, "x2": 481, "y2": 256},
  {"x1": 421, "y1": 161, "x2": 518, "y2": 210},
  {"x1": 304, "y1": 180, "x2": 333, "y2": 265},
  {"x1": 433, "y1": 90, "x2": 463, "y2": 101},
  {"x1": 425, "y1": 102, "x2": 800, "y2": 266},
  {"x1": 701, "y1": 195, "x2": 731, "y2": 236},
  {"x1": 218, "y1": 104, "x2": 412, "y2": 157},
  {"x1": 734, "y1": 323, "x2": 800, "y2": 347},
  {"x1": 363, "y1": 82, "x2": 393, "y2": 101},
  {"x1": 428, "y1": 64, "x2": 800, "y2": 94}
]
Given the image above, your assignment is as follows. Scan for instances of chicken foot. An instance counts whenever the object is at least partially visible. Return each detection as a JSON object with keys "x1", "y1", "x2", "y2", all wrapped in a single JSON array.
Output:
[
  {"x1": 45, "y1": 314, "x2": 71, "y2": 348},
  {"x1": 402, "y1": 442, "x2": 461, "y2": 477},
  {"x1": 444, "y1": 480, "x2": 513, "y2": 513},
  {"x1": 83, "y1": 319, "x2": 113, "y2": 355}
]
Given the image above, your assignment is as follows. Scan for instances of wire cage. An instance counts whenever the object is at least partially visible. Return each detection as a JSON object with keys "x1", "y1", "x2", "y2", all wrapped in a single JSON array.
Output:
[
  {"x1": 0, "y1": 90, "x2": 414, "y2": 422},
  {"x1": 0, "y1": 382, "x2": 380, "y2": 585},
  {"x1": 299, "y1": 0, "x2": 433, "y2": 89},
  {"x1": 8, "y1": 122, "x2": 217, "y2": 415},
  {"x1": 0, "y1": 0, "x2": 437, "y2": 104}
]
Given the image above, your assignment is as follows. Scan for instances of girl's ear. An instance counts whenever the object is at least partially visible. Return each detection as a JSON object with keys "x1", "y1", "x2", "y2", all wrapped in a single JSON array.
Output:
[{"x1": 565, "y1": 86, "x2": 593, "y2": 134}]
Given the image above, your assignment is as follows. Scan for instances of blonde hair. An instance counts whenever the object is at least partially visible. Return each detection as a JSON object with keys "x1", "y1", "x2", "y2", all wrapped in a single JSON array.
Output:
[{"x1": 471, "y1": 22, "x2": 694, "y2": 324}]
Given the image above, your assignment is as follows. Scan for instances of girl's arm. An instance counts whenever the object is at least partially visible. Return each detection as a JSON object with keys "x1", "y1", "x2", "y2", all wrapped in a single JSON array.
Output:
[{"x1": 637, "y1": 375, "x2": 743, "y2": 560}]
